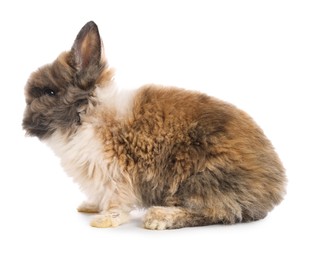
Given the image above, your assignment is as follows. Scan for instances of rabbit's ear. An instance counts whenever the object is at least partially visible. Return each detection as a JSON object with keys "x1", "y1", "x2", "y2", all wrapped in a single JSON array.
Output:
[{"x1": 71, "y1": 21, "x2": 102, "y2": 72}]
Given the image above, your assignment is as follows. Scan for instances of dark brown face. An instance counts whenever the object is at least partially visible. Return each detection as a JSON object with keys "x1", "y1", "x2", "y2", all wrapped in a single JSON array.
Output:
[
  {"x1": 22, "y1": 21, "x2": 106, "y2": 139},
  {"x1": 22, "y1": 57, "x2": 90, "y2": 139}
]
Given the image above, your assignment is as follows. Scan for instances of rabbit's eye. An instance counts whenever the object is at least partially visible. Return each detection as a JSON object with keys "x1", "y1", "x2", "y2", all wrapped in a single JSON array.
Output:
[{"x1": 43, "y1": 87, "x2": 56, "y2": 96}]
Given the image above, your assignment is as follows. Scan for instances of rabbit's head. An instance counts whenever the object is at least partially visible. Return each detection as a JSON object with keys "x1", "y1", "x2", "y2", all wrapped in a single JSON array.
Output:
[{"x1": 22, "y1": 21, "x2": 112, "y2": 139}]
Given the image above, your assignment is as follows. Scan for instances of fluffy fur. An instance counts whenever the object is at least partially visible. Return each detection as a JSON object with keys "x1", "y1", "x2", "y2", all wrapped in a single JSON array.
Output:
[{"x1": 22, "y1": 21, "x2": 286, "y2": 229}]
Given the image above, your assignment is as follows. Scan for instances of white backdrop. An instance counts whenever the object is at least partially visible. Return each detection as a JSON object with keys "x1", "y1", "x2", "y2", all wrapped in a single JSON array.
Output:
[{"x1": 0, "y1": 1, "x2": 315, "y2": 259}]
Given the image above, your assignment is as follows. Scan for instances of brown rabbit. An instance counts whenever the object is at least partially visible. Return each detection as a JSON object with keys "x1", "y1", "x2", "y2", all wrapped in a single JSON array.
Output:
[{"x1": 22, "y1": 21, "x2": 286, "y2": 229}]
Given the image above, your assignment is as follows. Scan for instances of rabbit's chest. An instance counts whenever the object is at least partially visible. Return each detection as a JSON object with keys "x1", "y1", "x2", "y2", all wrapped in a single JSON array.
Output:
[{"x1": 45, "y1": 126, "x2": 116, "y2": 188}]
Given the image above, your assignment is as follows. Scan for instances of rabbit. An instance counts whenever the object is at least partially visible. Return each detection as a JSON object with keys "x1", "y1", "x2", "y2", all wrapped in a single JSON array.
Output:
[{"x1": 22, "y1": 21, "x2": 286, "y2": 230}]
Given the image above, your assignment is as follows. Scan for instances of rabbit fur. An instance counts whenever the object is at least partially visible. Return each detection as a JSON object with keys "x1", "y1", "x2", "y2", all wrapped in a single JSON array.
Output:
[{"x1": 22, "y1": 21, "x2": 286, "y2": 229}]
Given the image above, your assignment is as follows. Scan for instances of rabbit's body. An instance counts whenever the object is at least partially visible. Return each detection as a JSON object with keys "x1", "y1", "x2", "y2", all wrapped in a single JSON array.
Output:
[{"x1": 23, "y1": 21, "x2": 286, "y2": 229}]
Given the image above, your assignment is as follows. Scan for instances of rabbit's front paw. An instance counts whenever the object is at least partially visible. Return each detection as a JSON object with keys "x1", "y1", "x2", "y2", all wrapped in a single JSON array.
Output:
[{"x1": 90, "y1": 212, "x2": 129, "y2": 228}]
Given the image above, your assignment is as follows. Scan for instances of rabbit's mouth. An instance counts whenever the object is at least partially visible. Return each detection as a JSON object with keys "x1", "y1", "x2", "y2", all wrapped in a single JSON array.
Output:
[
  {"x1": 22, "y1": 106, "x2": 83, "y2": 139},
  {"x1": 22, "y1": 116, "x2": 51, "y2": 139}
]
